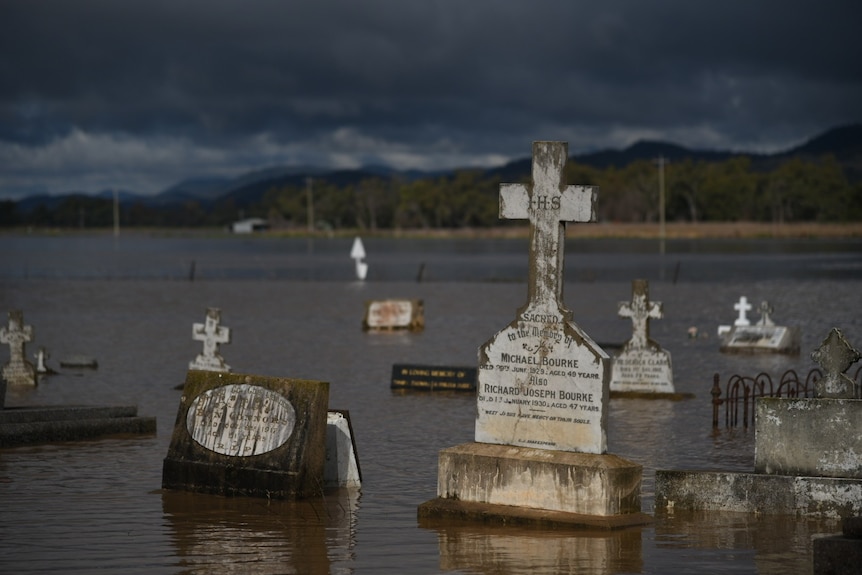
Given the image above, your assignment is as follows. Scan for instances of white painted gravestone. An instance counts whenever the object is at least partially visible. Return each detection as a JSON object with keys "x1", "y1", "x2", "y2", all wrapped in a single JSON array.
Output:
[
  {"x1": 362, "y1": 299, "x2": 424, "y2": 331},
  {"x1": 420, "y1": 142, "x2": 648, "y2": 528},
  {"x1": 189, "y1": 308, "x2": 231, "y2": 372},
  {"x1": 610, "y1": 280, "x2": 674, "y2": 394},
  {"x1": 475, "y1": 142, "x2": 608, "y2": 454},
  {"x1": 1, "y1": 310, "x2": 36, "y2": 387},
  {"x1": 720, "y1": 299, "x2": 800, "y2": 355}
]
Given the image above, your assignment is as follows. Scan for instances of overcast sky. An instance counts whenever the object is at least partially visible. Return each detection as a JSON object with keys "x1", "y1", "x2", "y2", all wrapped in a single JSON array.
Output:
[{"x1": 1, "y1": 0, "x2": 859, "y2": 199}]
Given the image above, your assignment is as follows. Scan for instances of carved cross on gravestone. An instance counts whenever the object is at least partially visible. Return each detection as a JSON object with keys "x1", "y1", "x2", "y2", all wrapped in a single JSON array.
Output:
[
  {"x1": 618, "y1": 279, "x2": 663, "y2": 350},
  {"x1": 811, "y1": 327, "x2": 861, "y2": 399},
  {"x1": 734, "y1": 296, "x2": 752, "y2": 327},
  {"x1": 756, "y1": 301, "x2": 775, "y2": 327},
  {"x1": 499, "y1": 141, "x2": 597, "y2": 318},
  {"x1": 1, "y1": 309, "x2": 36, "y2": 386},
  {"x1": 189, "y1": 308, "x2": 231, "y2": 372}
]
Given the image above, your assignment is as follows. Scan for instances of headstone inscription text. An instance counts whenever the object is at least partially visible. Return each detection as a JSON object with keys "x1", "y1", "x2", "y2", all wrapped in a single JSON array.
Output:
[
  {"x1": 186, "y1": 383, "x2": 297, "y2": 456},
  {"x1": 610, "y1": 280, "x2": 674, "y2": 393},
  {"x1": 1, "y1": 309, "x2": 36, "y2": 386},
  {"x1": 475, "y1": 142, "x2": 609, "y2": 455}
]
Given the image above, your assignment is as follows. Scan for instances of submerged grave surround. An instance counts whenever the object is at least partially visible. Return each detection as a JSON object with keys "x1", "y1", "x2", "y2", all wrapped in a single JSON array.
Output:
[
  {"x1": 719, "y1": 299, "x2": 800, "y2": 355},
  {"x1": 419, "y1": 141, "x2": 650, "y2": 529},
  {"x1": 163, "y1": 370, "x2": 329, "y2": 499},
  {"x1": 656, "y1": 327, "x2": 862, "y2": 519}
]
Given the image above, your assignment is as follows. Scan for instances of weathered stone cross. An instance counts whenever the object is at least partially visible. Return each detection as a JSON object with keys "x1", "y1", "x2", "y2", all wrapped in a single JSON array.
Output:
[
  {"x1": 756, "y1": 300, "x2": 775, "y2": 327},
  {"x1": 811, "y1": 327, "x2": 861, "y2": 398},
  {"x1": 618, "y1": 279, "x2": 662, "y2": 349},
  {"x1": 733, "y1": 296, "x2": 752, "y2": 326},
  {"x1": 1, "y1": 309, "x2": 36, "y2": 385},
  {"x1": 190, "y1": 308, "x2": 231, "y2": 372},
  {"x1": 499, "y1": 141, "x2": 597, "y2": 315}
]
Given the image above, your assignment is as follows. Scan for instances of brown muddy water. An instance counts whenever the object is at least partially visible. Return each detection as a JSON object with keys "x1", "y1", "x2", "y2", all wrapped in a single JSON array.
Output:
[{"x1": 1, "y1": 234, "x2": 861, "y2": 574}]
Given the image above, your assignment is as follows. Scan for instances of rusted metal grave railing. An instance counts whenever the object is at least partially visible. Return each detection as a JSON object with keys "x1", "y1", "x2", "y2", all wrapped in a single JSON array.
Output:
[{"x1": 711, "y1": 366, "x2": 862, "y2": 429}]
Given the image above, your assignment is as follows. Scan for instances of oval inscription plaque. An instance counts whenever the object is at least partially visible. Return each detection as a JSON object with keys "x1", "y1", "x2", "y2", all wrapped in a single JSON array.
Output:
[{"x1": 186, "y1": 383, "x2": 296, "y2": 456}]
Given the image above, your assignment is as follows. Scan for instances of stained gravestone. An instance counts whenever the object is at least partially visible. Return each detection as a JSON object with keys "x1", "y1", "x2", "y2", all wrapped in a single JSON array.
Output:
[
  {"x1": 163, "y1": 370, "x2": 329, "y2": 499},
  {"x1": 420, "y1": 142, "x2": 648, "y2": 528},
  {"x1": 610, "y1": 280, "x2": 674, "y2": 394},
  {"x1": 1, "y1": 310, "x2": 36, "y2": 389},
  {"x1": 362, "y1": 299, "x2": 424, "y2": 331},
  {"x1": 656, "y1": 327, "x2": 862, "y2": 519},
  {"x1": 720, "y1": 299, "x2": 800, "y2": 355},
  {"x1": 189, "y1": 308, "x2": 231, "y2": 372}
]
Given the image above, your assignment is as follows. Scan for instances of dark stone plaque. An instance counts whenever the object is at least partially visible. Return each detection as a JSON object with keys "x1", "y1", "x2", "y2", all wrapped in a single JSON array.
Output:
[
  {"x1": 162, "y1": 370, "x2": 329, "y2": 499},
  {"x1": 391, "y1": 364, "x2": 477, "y2": 391}
]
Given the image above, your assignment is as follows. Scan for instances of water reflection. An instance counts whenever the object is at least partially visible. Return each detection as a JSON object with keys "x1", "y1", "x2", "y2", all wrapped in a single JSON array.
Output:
[
  {"x1": 161, "y1": 487, "x2": 359, "y2": 574},
  {"x1": 420, "y1": 518, "x2": 643, "y2": 574}
]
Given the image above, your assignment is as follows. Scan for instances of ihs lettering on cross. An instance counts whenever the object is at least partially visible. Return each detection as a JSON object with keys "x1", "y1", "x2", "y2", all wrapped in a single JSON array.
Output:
[
  {"x1": 618, "y1": 279, "x2": 662, "y2": 350},
  {"x1": 499, "y1": 142, "x2": 597, "y2": 320}
]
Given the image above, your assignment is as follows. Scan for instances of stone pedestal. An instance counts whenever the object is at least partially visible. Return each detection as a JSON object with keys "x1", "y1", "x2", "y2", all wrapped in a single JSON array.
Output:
[{"x1": 419, "y1": 442, "x2": 650, "y2": 529}]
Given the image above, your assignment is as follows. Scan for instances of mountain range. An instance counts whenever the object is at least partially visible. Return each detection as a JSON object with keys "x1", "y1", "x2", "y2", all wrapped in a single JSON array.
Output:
[{"x1": 13, "y1": 123, "x2": 862, "y2": 214}]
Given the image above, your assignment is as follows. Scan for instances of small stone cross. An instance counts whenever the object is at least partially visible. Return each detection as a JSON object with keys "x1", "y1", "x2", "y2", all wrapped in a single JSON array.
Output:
[
  {"x1": 499, "y1": 141, "x2": 597, "y2": 316},
  {"x1": 811, "y1": 327, "x2": 861, "y2": 398},
  {"x1": 618, "y1": 279, "x2": 663, "y2": 350},
  {"x1": 1, "y1": 309, "x2": 36, "y2": 386},
  {"x1": 756, "y1": 301, "x2": 775, "y2": 327},
  {"x1": 733, "y1": 296, "x2": 752, "y2": 327},
  {"x1": 190, "y1": 308, "x2": 231, "y2": 372}
]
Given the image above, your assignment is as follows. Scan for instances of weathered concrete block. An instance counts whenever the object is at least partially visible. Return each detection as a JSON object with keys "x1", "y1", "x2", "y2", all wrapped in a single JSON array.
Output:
[
  {"x1": 655, "y1": 470, "x2": 862, "y2": 519},
  {"x1": 436, "y1": 442, "x2": 643, "y2": 516},
  {"x1": 162, "y1": 370, "x2": 329, "y2": 499},
  {"x1": 755, "y1": 397, "x2": 862, "y2": 479},
  {"x1": 813, "y1": 517, "x2": 862, "y2": 575}
]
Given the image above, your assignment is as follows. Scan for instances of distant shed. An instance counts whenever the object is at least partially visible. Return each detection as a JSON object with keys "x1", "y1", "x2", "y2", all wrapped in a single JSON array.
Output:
[{"x1": 231, "y1": 218, "x2": 269, "y2": 234}]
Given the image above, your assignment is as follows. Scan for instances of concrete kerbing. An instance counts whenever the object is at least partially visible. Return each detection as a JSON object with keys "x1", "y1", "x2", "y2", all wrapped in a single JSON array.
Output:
[
  {"x1": 418, "y1": 497, "x2": 652, "y2": 530},
  {"x1": 0, "y1": 406, "x2": 156, "y2": 448},
  {"x1": 655, "y1": 469, "x2": 862, "y2": 519}
]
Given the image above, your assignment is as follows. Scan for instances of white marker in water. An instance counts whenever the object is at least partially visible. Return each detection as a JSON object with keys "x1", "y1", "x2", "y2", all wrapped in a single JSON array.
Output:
[{"x1": 350, "y1": 237, "x2": 368, "y2": 280}]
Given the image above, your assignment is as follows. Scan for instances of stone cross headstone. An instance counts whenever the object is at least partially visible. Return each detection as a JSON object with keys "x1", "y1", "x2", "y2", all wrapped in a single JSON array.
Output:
[
  {"x1": 610, "y1": 279, "x2": 674, "y2": 393},
  {"x1": 756, "y1": 300, "x2": 775, "y2": 327},
  {"x1": 734, "y1": 296, "x2": 752, "y2": 327},
  {"x1": 189, "y1": 308, "x2": 231, "y2": 372},
  {"x1": 475, "y1": 141, "x2": 609, "y2": 455},
  {"x1": 811, "y1": 327, "x2": 862, "y2": 399},
  {"x1": 1, "y1": 310, "x2": 36, "y2": 387}
]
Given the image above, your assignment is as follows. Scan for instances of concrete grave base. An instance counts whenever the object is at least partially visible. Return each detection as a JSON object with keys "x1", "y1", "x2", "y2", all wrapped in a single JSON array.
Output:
[
  {"x1": 609, "y1": 390, "x2": 695, "y2": 400},
  {"x1": 719, "y1": 325, "x2": 801, "y2": 355},
  {"x1": 655, "y1": 470, "x2": 862, "y2": 519},
  {"x1": 419, "y1": 442, "x2": 651, "y2": 530},
  {"x1": 0, "y1": 405, "x2": 156, "y2": 448}
]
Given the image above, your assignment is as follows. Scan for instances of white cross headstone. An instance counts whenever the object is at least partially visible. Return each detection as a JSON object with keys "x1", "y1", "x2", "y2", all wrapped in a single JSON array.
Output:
[
  {"x1": 1, "y1": 309, "x2": 36, "y2": 386},
  {"x1": 475, "y1": 141, "x2": 609, "y2": 454},
  {"x1": 610, "y1": 280, "x2": 675, "y2": 393},
  {"x1": 189, "y1": 308, "x2": 231, "y2": 372},
  {"x1": 733, "y1": 296, "x2": 752, "y2": 327}
]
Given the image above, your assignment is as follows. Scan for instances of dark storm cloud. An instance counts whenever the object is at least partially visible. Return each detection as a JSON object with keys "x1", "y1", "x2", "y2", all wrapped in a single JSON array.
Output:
[{"x1": 0, "y1": 0, "x2": 859, "y2": 197}]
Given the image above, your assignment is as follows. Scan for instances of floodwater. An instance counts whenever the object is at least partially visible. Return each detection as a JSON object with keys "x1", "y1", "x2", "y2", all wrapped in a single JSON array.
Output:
[{"x1": 1, "y1": 232, "x2": 861, "y2": 574}]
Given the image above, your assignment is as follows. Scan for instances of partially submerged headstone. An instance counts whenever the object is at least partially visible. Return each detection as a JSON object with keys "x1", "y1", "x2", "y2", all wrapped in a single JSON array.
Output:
[
  {"x1": 325, "y1": 410, "x2": 361, "y2": 488},
  {"x1": 163, "y1": 370, "x2": 329, "y2": 499},
  {"x1": 0, "y1": 405, "x2": 156, "y2": 447},
  {"x1": 719, "y1": 299, "x2": 800, "y2": 355},
  {"x1": 189, "y1": 308, "x2": 231, "y2": 372},
  {"x1": 610, "y1": 279, "x2": 675, "y2": 395},
  {"x1": 362, "y1": 299, "x2": 424, "y2": 332},
  {"x1": 656, "y1": 327, "x2": 862, "y2": 519},
  {"x1": 34, "y1": 347, "x2": 56, "y2": 375},
  {"x1": 59, "y1": 354, "x2": 98, "y2": 369},
  {"x1": 350, "y1": 236, "x2": 368, "y2": 280},
  {"x1": 390, "y1": 364, "x2": 477, "y2": 391},
  {"x1": 419, "y1": 142, "x2": 649, "y2": 529},
  {"x1": 1, "y1": 310, "x2": 36, "y2": 388}
]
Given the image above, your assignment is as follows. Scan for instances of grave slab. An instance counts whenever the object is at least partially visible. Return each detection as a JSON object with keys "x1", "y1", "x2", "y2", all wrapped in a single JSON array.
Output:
[
  {"x1": 610, "y1": 279, "x2": 676, "y2": 395},
  {"x1": 720, "y1": 299, "x2": 800, "y2": 355},
  {"x1": 162, "y1": 370, "x2": 329, "y2": 499},
  {"x1": 362, "y1": 299, "x2": 424, "y2": 331},
  {"x1": 0, "y1": 405, "x2": 156, "y2": 447}
]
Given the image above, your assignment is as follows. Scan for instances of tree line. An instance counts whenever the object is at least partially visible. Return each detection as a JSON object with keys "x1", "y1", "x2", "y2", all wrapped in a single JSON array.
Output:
[{"x1": 3, "y1": 154, "x2": 860, "y2": 230}]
